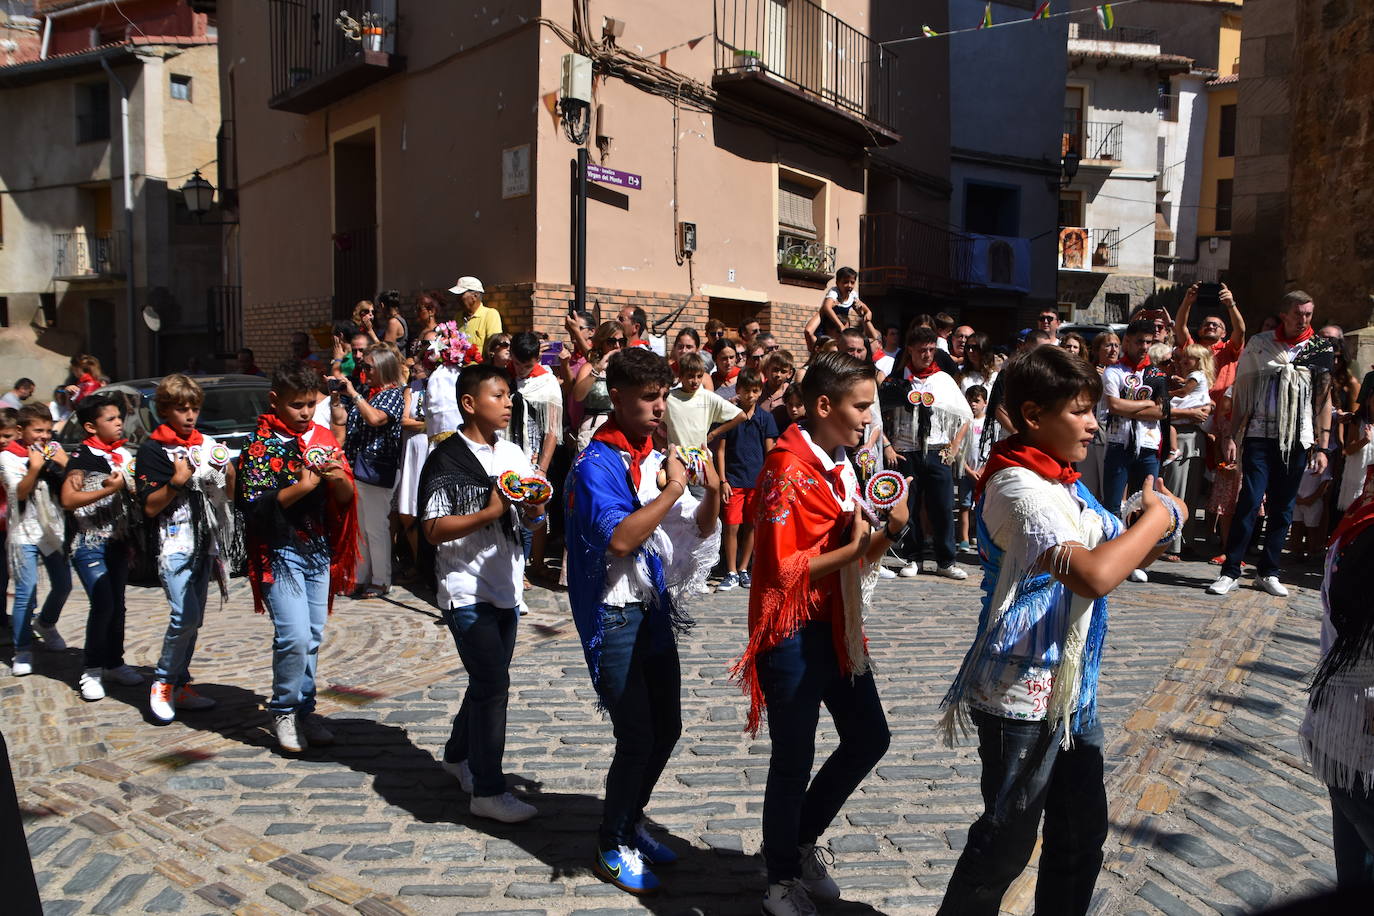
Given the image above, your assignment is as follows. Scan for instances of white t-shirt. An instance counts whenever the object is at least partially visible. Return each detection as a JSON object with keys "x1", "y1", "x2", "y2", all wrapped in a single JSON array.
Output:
[
  {"x1": 888, "y1": 371, "x2": 972, "y2": 452},
  {"x1": 664, "y1": 387, "x2": 741, "y2": 448},
  {"x1": 155, "y1": 434, "x2": 226, "y2": 558},
  {"x1": 0, "y1": 449, "x2": 65, "y2": 555},
  {"x1": 424, "y1": 431, "x2": 533, "y2": 610},
  {"x1": 1101, "y1": 364, "x2": 1162, "y2": 452},
  {"x1": 1170, "y1": 370, "x2": 1211, "y2": 412}
]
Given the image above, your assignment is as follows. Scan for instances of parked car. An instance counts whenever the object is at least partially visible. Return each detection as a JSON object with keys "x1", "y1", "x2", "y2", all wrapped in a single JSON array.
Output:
[{"x1": 58, "y1": 374, "x2": 271, "y2": 460}]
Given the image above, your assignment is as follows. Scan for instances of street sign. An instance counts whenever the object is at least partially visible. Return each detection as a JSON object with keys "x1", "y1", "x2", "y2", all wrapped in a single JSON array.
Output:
[{"x1": 585, "y1": 163, "x2": 642, "y2": 190}]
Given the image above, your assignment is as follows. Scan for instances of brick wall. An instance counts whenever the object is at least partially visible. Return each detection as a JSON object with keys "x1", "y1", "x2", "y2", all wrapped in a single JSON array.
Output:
[{"x1": 243, "y1": 297, "x2": 334, "y2": 369}]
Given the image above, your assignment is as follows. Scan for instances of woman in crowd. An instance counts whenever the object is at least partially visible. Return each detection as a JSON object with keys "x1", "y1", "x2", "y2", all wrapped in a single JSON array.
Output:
[
  {"x1": 960, "y1": 332, "x2": 998, "y2": 393},
  {"x1": 395, "y1": 331, "x2": 438, "y2": 581},
  {"x1": 670, "y1": 328, "x2": 714, "y2": 386},
  {"x1": 69, "y1": 355, "x2": 105, "y2": 403},
  {"x1": 484, "y1": 333, "x2": 512, "y2": 369},
  {"x1": 710, "y1": 337, "x2": 741, "y2": 400},
  {"x1": 377, "y1": 290, "x2": 408, "y2": 348},
  {"x1": 570, "y1": 321, "x2": 623, "y2": 450},
  {"x1": 336, "y1": 343, "x2": 405, "y2": 599},
  {"x1": 1060, "y1": 331, "x2": 1091, "y2": 367},
  {"x1": 352, "y1": 300, "x2": 379, "y2": 345},
  {"x1": 413, "y1": 291, "x2": 442, "y2": 338},
  {"x1": 1089, "y1": 331, "x2": 1121, "y2": 375}
]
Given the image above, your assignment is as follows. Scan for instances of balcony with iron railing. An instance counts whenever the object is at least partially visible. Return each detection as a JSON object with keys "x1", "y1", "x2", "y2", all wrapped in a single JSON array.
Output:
[
  {"x1": 1069, "y1": 23, "x2": 1160, "y2": 46},
  {"x1": 267, "y1": 0, "x2": 403, "y2": 114},
  {"x1": 1058, "y1": 227, "x2": 1120, "y2": 270},
  {"x1": 714, "y1": 0, "x2": 899, "y2": 147},
  {"x1": 1062, "y1": 118, "x2": 1122, "y2": 163},
  {"x1": 777, "y1": 231, "x2": 837, "y2": 284},
  {"x1": 858, "y1": 212, "x2": 966, "y2": 297},
  {"x1": 53, "y1": 231, "x2": 125, "y2": 281},
  {"x1": 1157, "y1": 91, "x2": 1178, "y2": 122}
]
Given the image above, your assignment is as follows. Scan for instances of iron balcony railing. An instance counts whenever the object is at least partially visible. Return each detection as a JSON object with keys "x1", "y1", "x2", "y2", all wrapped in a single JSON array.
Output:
[
  {"x1": 208, "y1": 285, "x2": 243, "y2": 355},
  {"x1": 714, "y1": 0, "x2": 897, "y2": 130},
  {"x1": 1157, "y1": 92, "x2": 1178, "y2": 121},
  {"x1": 777, "y1": 231, "x2": 837, "y2": 277},
  {"x1": 1070, "y1": 23, "x2": 1159, "y2": 45},
  {"x1": 267, "y1": 0, "x2": 396, "y2": 99},
  {"x1": 1063, "y1": 119, "x2": 1122, "y2": 161},
  {"x1": 53, "y1": 231, "x2": 124, "y2": 279},
  {"x1": 1058, "y1": 227, "x2": 1120, "y2": 270},
  {"x1": 858, "y1": 212, "x2": 965, "y2": 296}
]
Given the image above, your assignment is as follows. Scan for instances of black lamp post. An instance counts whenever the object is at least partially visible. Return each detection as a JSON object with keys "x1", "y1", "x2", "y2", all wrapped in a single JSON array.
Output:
[{"x1": 1060, "y1": 149, "x2": 1081, "y2": 186}]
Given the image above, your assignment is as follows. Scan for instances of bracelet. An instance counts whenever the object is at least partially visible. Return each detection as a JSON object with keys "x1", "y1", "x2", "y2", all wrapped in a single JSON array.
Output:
[
  {"x1": 884, "y1": 521, "x2": 907, "y2": 542},
  {"x1": 1121, "y1": 490, "x2": 1182, "y2": 546}
]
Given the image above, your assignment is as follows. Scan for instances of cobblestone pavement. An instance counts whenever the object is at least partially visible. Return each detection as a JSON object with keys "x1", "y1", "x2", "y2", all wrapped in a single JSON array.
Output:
[{"x1": 6, "y1": 550, "x2": 1340, "y2": 915}]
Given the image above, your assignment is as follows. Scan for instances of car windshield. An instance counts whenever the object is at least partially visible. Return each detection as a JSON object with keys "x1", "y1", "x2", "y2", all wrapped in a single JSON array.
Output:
[{"x1": 151, "y1": 386, "x2": 271, "y2": 434}]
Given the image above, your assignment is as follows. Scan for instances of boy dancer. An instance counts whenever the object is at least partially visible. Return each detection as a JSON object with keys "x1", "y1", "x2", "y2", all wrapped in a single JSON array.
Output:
[
  {"x1": 714, "y1": 368, "x2": 777, "y2": 591},
  {"x1": 565, "y1": 347, "x2": 721, "y2": 894},
  {"x1": 419, "y1": 363, "x2": 542, "y2": 823},
  {"x1": 736, "y1": 351, "x2": 906, "y2": 916},
  {"x1": 2, "y1": 404, "x2": 72, "y2": 675},
  {"x1": 137, "y1": 375, "x2": 236, "y2": 722},
  {"x1": 937, "y1": 346, "x2": 1185, "y2": 915},
  {"x1": 59, "y1": 394, "x2": 138, "y2": 701},
  {"x1": 238, "y1": 362, "x2": 358, "y2": 753}
]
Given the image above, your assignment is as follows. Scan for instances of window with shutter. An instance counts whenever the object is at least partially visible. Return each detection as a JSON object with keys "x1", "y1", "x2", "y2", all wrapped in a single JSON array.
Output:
[{"x1": 778, "y1": 180, "x2": 817, "y2": 239}]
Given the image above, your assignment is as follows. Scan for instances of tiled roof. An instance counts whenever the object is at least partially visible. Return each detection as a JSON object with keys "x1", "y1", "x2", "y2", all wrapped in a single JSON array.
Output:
[
  {"x1": 1069, "y1": 48, "x2": 1194, "y2": 69},
  {"x1": 0, "y1": 34, "x2": 214, "y2": 72},
  {"x1": 1208, "y1": 73, "x2": 1239, "y2": 86}
]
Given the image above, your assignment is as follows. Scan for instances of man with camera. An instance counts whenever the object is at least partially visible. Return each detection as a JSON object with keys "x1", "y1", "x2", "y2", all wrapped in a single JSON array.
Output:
[{"x1": 1174, "y1": 281, "x2": 1246, "y2": 373}]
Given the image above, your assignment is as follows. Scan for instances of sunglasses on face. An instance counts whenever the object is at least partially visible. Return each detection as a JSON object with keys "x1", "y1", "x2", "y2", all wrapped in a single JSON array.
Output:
[
  {"x1": 361, "y1": 310, "x2": 374, "y2": 317},
  {"x1": 765, "y1": 345, "x2": 780, "y2": 352},
  {"x1": 609, "y1": 337, "x2": 626, "y2": 346},
  {"x1": 1038, "y1": 315, "x2": 1056, "y2": 322},
  {"x1": 711, "y1": 330, "x2": 725, "y2": 338}
]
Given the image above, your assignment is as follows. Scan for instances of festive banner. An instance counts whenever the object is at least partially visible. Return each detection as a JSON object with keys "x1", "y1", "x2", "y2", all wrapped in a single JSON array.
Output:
[
  {"x1": 979, "y1": 3, "x2": 993, "y2": 29},
  {"x1": 1035, "y1": 2, "x2": 1052, "y2": 20},
  {"x1": 923, "y1": 24, "x2": 939, "y2": 37},
  {"x1": 889, "y1": 0, "x2": 1142, "y2": 46},
  {"x1": 1097, "y1": 4, "x2": 1115, "y2": 29}
]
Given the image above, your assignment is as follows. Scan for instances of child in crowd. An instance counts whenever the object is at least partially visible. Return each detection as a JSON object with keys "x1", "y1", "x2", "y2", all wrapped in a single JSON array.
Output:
[
  {"x1": 736, "y1": 351, "x2": 907, "y2": 916},
  {"x1": 3, "y1": 404, "x2": 72, "y2": 675},
  {"x1": 758, "y1": 350, "x2": 795, "y2": 420},
  {"x1": 664, "y1": 352, "x2": 743, "y2": 449},
  {"x1": 420, "y1": 363, "x2": 544, "y2": 824},
  {"x1": 937, "y1": 346, "x2": 1185, "y2": 915},
  {"x1": 565, "y1": 347, "x2": 721, "y2": 895},
  {"x1": 714, "y1": 369, "x2": 778, "y2": 592},
  {"x1": 238, "y1": 361, "x2": 358, "y2": 753},
  {"x1": 508, "y1": 332, "x2": 563, "y2": 581},
  {"x1": 0, "y1": 410, "x2": 14, "y2": 644},
  {"x1": 957, "y1": 385, "x2": 989, "y2": 551},
  {"x1": 775, "y1": 385, "x2": 807, "y2": 434},
  {"x1": 137, "y1": 375, "x2": 236, "y2": 722},
  {"x1": 803, "y1": 266, "x2": 879, "y2": 350},
  {"x1": 59, "y1": 394, "x2": 138, "y2": 702},
  {"x1": 1289, "y1": 460, "x2": 1332, "y2": 562}
]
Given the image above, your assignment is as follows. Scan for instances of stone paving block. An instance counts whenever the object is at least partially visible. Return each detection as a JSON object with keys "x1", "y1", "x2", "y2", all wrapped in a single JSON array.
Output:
[
  {"x1": 342, "y1": 842, "x2": 415, "y2": 862},
  {"x1": 61, "y1": 851, "x2": 121, "y2": 895},
  {"x1": 25, "y1": 825, "x2": 69, "y2": 857},
  {"x1": 194, "y1": 882, "x2": 247, "y2": 909},
  {"x1": 353, "y1": 896, "x2": 416, "y2": 916},
  {"x1": 266, "y1": 882, "x2": 310, "y2": 911},
  {"x1": 1249, "y1": 826, "x2": 1307, "y2": 859},
  {"x1": 39, "y1": 901, "x2": 81, "y2": 916},
  {"x1": 1135, "y1": 879, "x2": 1206, "y2": 916},
  {"x1": 71, "y1": 811, "x2": 121, "y2": 836},
  {"x1": 1218, "y1": 868, "x2": 1274, "y2": 909},
  {"x1": 1157, "y1": 831, "x2": 1231, "y2": 869},
  {"x1": 91, "y1": 872, "x2": 151, "y2": 914},
  {"x1": 142, "y1": 886, "x2": 186, "y2": 912},
  {"x1": 306, "y1": 873, "x2": 374, "y2": 905},
  {"x1": 153, "y1": 860, "x2": 203, "y2": 888}
]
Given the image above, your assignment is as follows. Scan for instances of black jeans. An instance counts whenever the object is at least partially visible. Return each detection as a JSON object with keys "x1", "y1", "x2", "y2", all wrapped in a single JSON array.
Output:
[
  {"x1": 900, "y1": 447, "x2": 956, "y2": 567},
  {"x1": 442, "y1": 601, "x2": 518, "y2": 798},
  {"x1": 937, "y1": 709, "x2": 1107, "y2": 916},
  {"x1": 759, "y1": 621, "x2": 890, "y2": 883},
  {"x1": 594, "y1": 603, "x2": 681, "y2": 850},
  {"x1": 1221, "y1": 437, "x2": 1307, "y2": 579},
  {"x1": 1330, "y1": 782, "x2": 1374, "y2": 888}
]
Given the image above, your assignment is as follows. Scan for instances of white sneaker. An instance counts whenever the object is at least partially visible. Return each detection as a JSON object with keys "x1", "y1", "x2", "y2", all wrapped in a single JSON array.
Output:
[
  {"x1": 1128, "y1": 568, "x2": 1148, "y2": 583},
  {"x1": 441, "y1": 758, "x2": 474, "y2": 794},
  {"x1": 33, "y1": 623, "x2": 66, "y2": 651},
  {"x1": 1258, "y1": 575, "x2": 1289, "y2": 598},
  {"x1": 799, "y1": 843, "x2": 840, "y2": 902},
  {"x1": 78, "y1": 668, "x2": 105, "y2": 702},
  {"x1": 11, "y1": 651, "x2": 32, "y2": 676},
  {"x1": 149, "y1": 681, "x2": 176, "y2": 723},
  {"x1": 470, "y1": 791, "x2": 536, "y2": 823},
  {"x1": 763, "y1": 879, "x2": 817, "y2": 916},
  {"x1": 877, "y1": 565, "x2": 897, "y2": 579},
  {"x1": 275, "y1": 713, "x2": 305, "y2": 753},
  {"x1": 103, "y1": 664, "x2": 144, "y2": 686},
  {"x1": 1206, "y1": 575, "x2": 1239, "y2": 596},
  {"x1": 936, "y1": 564, "x2": 968, "y2": 581},
  {"x1": 299, "y1": 714, "x2": 335, "y2": 746},
  {"x1": 897, "y1": 561, "x2": 921, "y2": 578},
  {"x1": 174, "y1": 685, "x2": 216, "y2": 710}
]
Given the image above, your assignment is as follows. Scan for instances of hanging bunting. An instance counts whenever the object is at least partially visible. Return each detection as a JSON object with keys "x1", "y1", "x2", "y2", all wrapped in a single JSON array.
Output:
[
  {"x1": 1096, "y1": 4, "x2": 1115, "y2": 29},
  {"x1": 922, "y1": 25, "x2": 939, "y2": 37},
  {"x1": 1035, "y1": 1, "x2": 1052, "y2": 19},
  {"x1": 979, "y1": 4, "x2": 993, "y2": 29},
  {"x1": 883, "y1": 0, "x2": 1142, "y2": 46}
]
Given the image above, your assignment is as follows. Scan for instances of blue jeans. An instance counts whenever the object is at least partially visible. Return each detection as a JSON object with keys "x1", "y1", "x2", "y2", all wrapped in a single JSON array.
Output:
[
  {"x1": 1330, "y1": 783, "x2": 1374, "y2": 888},
  {"x1": 73, "y1": 541, "x2": 129, "y2": 670},
  {"x1": 154, "y1": 554, "x2": 212, "y2": 686},
  {"x1": 759, "y1": 621, "x2": 890, "y2": 882},
  {"x1": 900, "y1": 447, "x2": 957, "y2": 567},
  {"x1": 594, "y1": 603, "x2": 681, "y2": 849},
  {"x1": 937, "y1": 709, "x2": 1107, "y2": 916},
  {"x1": 442, "y1": 602, "x2": 518, "y2": 798},
  {"x1": 1221, "y1": 437, "x2": 1308, "y2": 579},
  {"x1": 1102, "y1": 443, "x2": 1160, "y2": 516},
  {"x1": 264, "y1": 547, "x2": 330, "y2": 715},
  {"x1": 10, "y1": 544, "x2": 71, "y2": 651}
]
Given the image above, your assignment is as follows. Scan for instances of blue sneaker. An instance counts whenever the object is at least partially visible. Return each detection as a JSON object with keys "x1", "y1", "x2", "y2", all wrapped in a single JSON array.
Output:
[
  {"x1": 738, "y1": 570, "x2": 752, "y2": 588},
  {"x1": 716, "y1": 572, "x2": 740, "y2": 592},
  {"x1": 595, "y1": 845, "x2": 659, "y2": 894},
  {"x1": 633, "y1": 820, "x2": 678, "y2": 865}
]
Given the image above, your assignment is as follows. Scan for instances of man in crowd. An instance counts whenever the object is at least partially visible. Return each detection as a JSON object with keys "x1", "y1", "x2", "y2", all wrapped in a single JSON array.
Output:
[
  {"x1": 951, "y1": 325, "x2": 974, "y2": 368},
  {"x1": 1033, "y1": 308, "x2": 1061, "y2": 344},
  {"x1": 236, "y1": 348, "x2": 265, "y2": 377},
  {"x1": 739, "y1": 318, "x2": 761, "y2": 351},
  {"x1": 450, "y1": 276, "x2": 502, "y2": 353},
  {"x1": 617, "y1": 306, "x2": 650, "y2": 349},
  {"x1": 0, "y1": 379, "x2": 34, "y2": 411},
  {"x1": 1208, "y1": 291, "x2": 1335, "y2": 598},
  {"x1": 1174, "y1": 282, "x2": 1246, "y2": 374}
]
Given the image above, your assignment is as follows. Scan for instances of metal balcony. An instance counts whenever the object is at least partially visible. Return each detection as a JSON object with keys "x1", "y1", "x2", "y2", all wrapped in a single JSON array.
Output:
[
  {"x1": 713, "y1": 0, "x2": 899, "y2": 147},
  {"x1": 858, "y1": 212, "x2": 963, "y2": 297},
  {"x1": 777, "y1": 231, "x2": 837, "y2": 283},
  {"x1": 1070, "y1": 24, "x2": 1159, "y2": 45},
  {"x1": 53, "y1": 231, "x2": 125, "y2": 281},
  {"x1": 1058, "y1": 227, "x2": 1120, "y2": 270},
  {"x1": 1062, "y1": 119, "x2": 1122, "y2": 162},
  {"x1": 267, "y1": 0, "x2": 403, "y2": 114}
]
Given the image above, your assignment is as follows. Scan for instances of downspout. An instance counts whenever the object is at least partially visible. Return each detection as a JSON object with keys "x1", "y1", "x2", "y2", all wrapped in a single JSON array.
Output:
[
  {"x1": 39, "y1": 17, "x2": 50, "y2": 59},
  {"x1": 101, "y1": 57, "x2": 137, "y2": 380}
]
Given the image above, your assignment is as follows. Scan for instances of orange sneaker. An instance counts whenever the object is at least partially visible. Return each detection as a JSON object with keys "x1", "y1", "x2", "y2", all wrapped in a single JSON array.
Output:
[
  {"x1": 174, "y1": 685, "x2": 216, "y2": 711},
  {"x1": 149, "y1": 681, "x2": 175, "y2": 723}
]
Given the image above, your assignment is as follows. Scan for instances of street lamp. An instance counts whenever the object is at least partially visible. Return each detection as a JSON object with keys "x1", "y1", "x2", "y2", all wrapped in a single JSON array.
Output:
[
  {"x1": 180, "y1": 169, "x2": 215, "y2": 216},
  {"x1": 1060, "y1": 149, "x2": 1081, "y2": 186}
]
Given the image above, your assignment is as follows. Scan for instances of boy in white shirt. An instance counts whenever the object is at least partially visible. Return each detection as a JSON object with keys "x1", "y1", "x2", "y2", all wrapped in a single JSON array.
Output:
[
  {"x1": 663, "y1": 352, "x2": 744, "y2": 448},
  {"x1": 420, "y1": 364, "x2": 543, "y2": 825},
  {"x1": 2, "y1": 404, "x2": 72, "y2": 675},
  {"x1": 803, "y1": 267, "x2": 879, "y2": 352}
]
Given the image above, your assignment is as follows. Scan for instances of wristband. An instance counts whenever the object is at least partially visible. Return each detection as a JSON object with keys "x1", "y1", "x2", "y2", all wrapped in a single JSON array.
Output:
[
  {"x1": 1121, "y1": 490, "x2": 1182, "y2": 546},
  {"x1": 885, "y1": 520, "x2": 908, "y2": 542}
]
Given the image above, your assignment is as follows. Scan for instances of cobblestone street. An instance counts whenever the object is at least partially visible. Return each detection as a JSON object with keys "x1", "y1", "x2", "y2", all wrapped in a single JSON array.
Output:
[{"x1": 7, "y1": 554, "x2": 1340, "y2": 915}]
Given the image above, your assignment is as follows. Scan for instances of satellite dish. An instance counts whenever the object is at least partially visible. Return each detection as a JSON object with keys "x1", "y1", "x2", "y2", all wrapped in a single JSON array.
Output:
[{"x1": 142, "y1": 306, "x2": 161, "y2": 332}]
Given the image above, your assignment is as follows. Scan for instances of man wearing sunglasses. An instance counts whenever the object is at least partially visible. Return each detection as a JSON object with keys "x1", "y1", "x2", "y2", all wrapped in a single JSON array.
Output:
[
  {"x1": 1174, "y1": 281, "x2": 1246, "y2": 374},
  {"x1": 1034, "y1": 309, "x2": 1062, "y2": 342}
]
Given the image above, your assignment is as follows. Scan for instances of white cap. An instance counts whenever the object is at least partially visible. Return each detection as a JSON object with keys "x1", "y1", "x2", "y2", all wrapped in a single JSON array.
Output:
[{"x1": 448, "y1": 276, "x2": 485, "y2": 295}]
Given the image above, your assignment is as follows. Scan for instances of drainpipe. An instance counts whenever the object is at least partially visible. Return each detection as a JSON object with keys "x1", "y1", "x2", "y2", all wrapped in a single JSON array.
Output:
[
  {"x1": 39, "y1": 17, "x2": 50, "y2": 59},
  {"x1": 101, "y1": 57, "x2": 137, "y2": 380}
]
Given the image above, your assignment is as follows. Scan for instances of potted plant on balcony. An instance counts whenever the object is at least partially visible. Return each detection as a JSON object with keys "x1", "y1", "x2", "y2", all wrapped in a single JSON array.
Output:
[
  {"x1": 734, "y1": 49, "x2": 762, "y2": 71},
  {"x1": 336, "y1": 9, "x2": 392, "y2": 53}
]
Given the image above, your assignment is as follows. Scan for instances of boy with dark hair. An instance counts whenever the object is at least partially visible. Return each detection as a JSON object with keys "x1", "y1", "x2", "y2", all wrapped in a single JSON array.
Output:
[
  {"x1": 59, "y1": 394, "x2": 138, "y2": 701},
  {"x1": 419, "y1": 362, "x2": 543, "y2": 823},
  {"x1": 137, "y1": 374, "x2": 237, "y2": 722},
  {"x1": 2, "y1": 403, "x2": 71, "y2": 675},
  {"x1": 737, "y1": 351, "x2": 907, "y2": 915},
  {"x1": 937, "y1": 346, "x2": 1184, "y2": 915},
  {"x1": 1101, "y1": 321, "x2": 1166, "y2": 584},
  {"x1": 565, "y1": 347, "x2": 721, "y2": 895},
  {"x1": 805, "y1": 267, "x2": 879, "y2": 351},
  {"x1": 664, "y1": 352, "x2": 743, "y2": 449},
  {"x1": 714, "y1": 368, "x2": 777, "y2": 591},
  {"x1": 238, "y1": 361, "x2": 358, "y2": 753}
]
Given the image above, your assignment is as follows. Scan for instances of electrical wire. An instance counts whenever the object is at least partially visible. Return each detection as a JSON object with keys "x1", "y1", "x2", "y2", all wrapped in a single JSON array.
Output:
[{"x1": 882, "y1": 0, "x2": 1149, "y2": 47}]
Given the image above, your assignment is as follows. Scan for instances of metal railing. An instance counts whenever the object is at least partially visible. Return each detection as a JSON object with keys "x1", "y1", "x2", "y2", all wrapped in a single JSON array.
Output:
[
  {"x1": 1157, "y1": 92, "x2": 1178, "y2": 121},
  {"x1": 1058, "y1": 227, "x2": 1120, "y2": 269},
  {"x1": 333, "y1": 224, "x2": 377, "y2": 320},
  {"x1": 267, "y1": 0, "x2": 396, "y2": 99},
  {"x1": 208, "y1": 286, "x2": 243, "y2": 355},
  {"x1": 1062, "y1": 119, "x2": 1122, "y2": 161},
  {"x1": 1070, "y1": 23, "x2": 1159, "y2": 44},
  {"x1": 714, "y1": 0, "x2": 897, "y2": 130},
  {"x1": 777, "y1": 231, "x2": 837, "y2": 276},
  {"x1": 53, "y1": 231, "x2": 124, "y2": 279},
  {"x1": 859, "y1": 212, "x2": 964, "y2": 294}
]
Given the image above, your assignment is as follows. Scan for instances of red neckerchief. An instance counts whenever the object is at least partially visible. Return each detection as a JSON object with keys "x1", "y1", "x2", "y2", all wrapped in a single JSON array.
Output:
[
  {"x1": 906, "y1": 362, "x2": 941, "y2": 381},
  {"x1": 592, "y1": 416, "x2": 654, "y2": 490},
  {"x1": 4, "y1": 441, "x2": 27, "y2": 458},
  {"x1": 630, "y1": 338, "x2": 649, "y2": 348},
  {"x1": 975, "y1": 434, "x2": 1082, "y2": 503},
  {"x1": 149, "y1": 424, "x2": 204, "y2": 448},
  {"x1": 1330, "y1": 467, "x2": 1374, "y2": 549},
  {"x1": 1118, "y1": 353, "x2": 1151, "y2": 372},
  {"x1": 1275, "y1": 324, "x2": 1314, "y2": 347},
  {"x1": 82, "y1": 435, "x2": 128, "y2": 467},
  {"x1": 256, "y1": 412, "x2": 312, "y2": 450}
]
